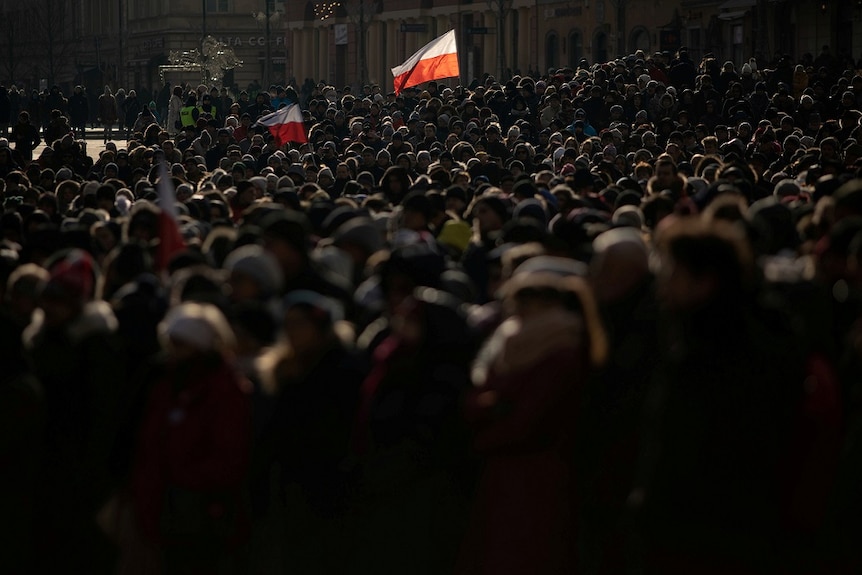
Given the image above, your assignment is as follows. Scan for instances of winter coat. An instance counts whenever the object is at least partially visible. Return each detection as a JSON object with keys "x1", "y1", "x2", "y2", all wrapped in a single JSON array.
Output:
[
  {"x1": 46, "y1": 90, "x2": 67, "y2": 114},
  {"x1": 577, "y1": 279, "x2": 660, "y2": 574},
  {"x1": 793, "y1": 69, "x2": 809, "y2": 100},
  {"x1": 349, "y1": 297, "x2": 475, "y2": 575},
  {"x1": 0, "y1": 308, "x2": 43, "y2": 574},
  {"x1": 636, "y1": 297, "x2": 803, "y2": 572},
  {"x1": 540, "y1": 103, "x2": 561, "y2": 128},
  {"x1": 669, "y1": 58, "x2": 697, "y2": 90},
  {"x1": 167, "y1": 94, "x2": 183, "y2": 132},
  {"x1": 122, "y1": 97, "x2": 141, "y2": 130},
  {"x1": 98, "y1": 94, "x2": 118, "y2": 125},
  {"x1": 457, "y1": 310, "x2": 589, "y2": 575},
  {"x1": 115, "y1": 91, "x2": 126, "y2": 123},
  {"x1": 0, "y1": 87, "x2": 10, "y2": 124},
  {"x1": 25, "y1": 301, "x2": 125, "y2": 573},
  {"x1": 133, "y1": 109, "x2": 157, "y2": 134},
  {"x1": 68, "y1": 92, "x2": 89, "y2": 126},
  {"x1": 10, "y1": 121, "x2": 39, "y2": 161},
  {"x1": 44, "y1": 117, "x2": 71, "y2": 146},
  {"x1": 131, "y1": 353, "x2": 252, "y2": 548},
  {"x1": 249, "y1": 342, "x2": 366, "y2": 574}
]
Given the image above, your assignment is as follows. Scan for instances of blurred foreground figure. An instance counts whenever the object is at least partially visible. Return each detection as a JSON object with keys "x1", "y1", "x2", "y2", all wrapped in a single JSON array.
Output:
[
  {"x1": 249, "y1": 291, "x2": 364, "y2": 575},
  {"x1": 458, "y1": 257, "x2": 607, "y2": 575},
  {"x1": 131, "y1": 302, "x2": 251, "y2": 575},
  {"x1": 635, "y1": 219, "x2": 806, "y2": 574},
  {"x1": 350, "y1": 287, "x2": 477, "y2": 575},
  {"x1": 581, "y1": 228, "x2": 659, "y2": 575},
  {"x1": 28, "y1": 249, "x2": 124, "y2": 575}
]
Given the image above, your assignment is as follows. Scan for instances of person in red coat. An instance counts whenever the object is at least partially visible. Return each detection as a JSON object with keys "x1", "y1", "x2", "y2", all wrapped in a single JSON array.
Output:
[
  {"x1": 458, "y1": 257, "x2": 608, "y2": 575},
  {"x1": 131, "y1": 302, "x2": 252, "y2": 575}
]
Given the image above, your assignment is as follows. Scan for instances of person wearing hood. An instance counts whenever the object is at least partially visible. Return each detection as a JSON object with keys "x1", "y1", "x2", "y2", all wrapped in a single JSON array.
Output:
[
  {"x1": 580, "y1": 229, "x2": 660, "y2": 574},
  {"x1": 656, "y1": 91, "x2": 678, "y2": 121},
  {"x1": 68, "y1": 86, "x2": 89, "y2": 139},
  {"x1": 634, "y1": 218, "x2": 804, "y2": 573},
  {"x1": 569, "y1": 107, "x2": 597, "y2": 137},
  {"x1": 669, "y1": 50, "x2": 697, "y2": 90},
  {"x1": 0, "y1": 263, "x2": 48, "y2": 574},
  {"x1": 131, "y1": 302, "x2": 252, "y2": 574},
  {"x1": 249, "y1": 291, "x2": 365, "y2": 574},
  {"x1": 167, "y1": 85, "x2": 184, "y2": 135},
  {"x1": 463, "y1": 194, "x2": 510, "y2": 304},
  {"x1": 10, "y1": 110, "x2": 40, "y2": 164},
  {"x1": 350, "y1": 287, "x2": 477, "y2": 575},
  {"x1": 133, "y1": 104, "x2": 158, "y2": 136},
  {"x1": 26, "y1": 249, "x2": 126, "y2": 574},
  {"x1": 721, "y1": 82, "x2": 753, "y2": 123},
  {"x1": 458, "y1": 259, "x2": 607, "y2": 575}
]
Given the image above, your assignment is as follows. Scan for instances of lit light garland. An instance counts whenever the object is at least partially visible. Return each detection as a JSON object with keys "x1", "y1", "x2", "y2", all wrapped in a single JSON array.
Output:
[
  {"x1": 166, "y1": 35, "x2": 243, "y2": 83},
  {"x1": 314, "y1": 2, "x2": 340, "y2": 20}
]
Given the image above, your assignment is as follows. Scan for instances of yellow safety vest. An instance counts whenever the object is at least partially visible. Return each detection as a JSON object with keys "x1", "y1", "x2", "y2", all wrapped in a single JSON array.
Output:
[{"x1": 180, "y1": 106, "x2": 197, "y2": 127}]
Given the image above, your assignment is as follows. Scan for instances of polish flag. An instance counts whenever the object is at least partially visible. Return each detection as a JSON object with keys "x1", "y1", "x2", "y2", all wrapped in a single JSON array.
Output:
[
  {"x1": 256, "y1": 104, "x2": 308, "y2": 146},
  {"x1": 155, "y1": 160, "x2": 186, "y2": 271},
  {"x1": 391, "y1": 30, "x2": 459, "y2": 95}
]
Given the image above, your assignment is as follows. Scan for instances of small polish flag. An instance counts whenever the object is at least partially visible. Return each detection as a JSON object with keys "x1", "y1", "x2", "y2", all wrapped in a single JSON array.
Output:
[
  {"x1": 391, "y1": 30, "x2": 459, "y2": 95},
  {"x1": 155, "y1": 160, "x2": 186, "y2": 271},
  {"x1": 255, "y1": 103, "x2": 308, "y2": 146}
]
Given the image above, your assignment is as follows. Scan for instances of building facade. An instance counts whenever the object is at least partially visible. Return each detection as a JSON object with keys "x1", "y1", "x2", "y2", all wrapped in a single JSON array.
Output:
[
  {"x1": 280, "y1": 0, "x2": 862, "y2": 90},
  {"x1": 1, "y1": 0, "x2": 861, "y2": 96}
]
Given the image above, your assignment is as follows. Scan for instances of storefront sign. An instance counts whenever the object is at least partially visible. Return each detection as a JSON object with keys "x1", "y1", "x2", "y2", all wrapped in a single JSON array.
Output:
[{"x1": 215, "y1": 36, "x2": 285, "y2": 47}]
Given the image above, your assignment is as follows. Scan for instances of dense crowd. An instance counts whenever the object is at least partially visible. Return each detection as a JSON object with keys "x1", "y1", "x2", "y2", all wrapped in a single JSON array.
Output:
[{"x1": 2, "y1": 44, "x2": 862, "y2": 575}]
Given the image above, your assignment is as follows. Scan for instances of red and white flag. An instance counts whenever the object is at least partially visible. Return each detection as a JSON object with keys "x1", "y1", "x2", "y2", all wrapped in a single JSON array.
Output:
[
  {"x1": 256, "y1": 104, "x2": 308, "y2": 146},
  {"x1": 156, "y1": 160, "x2": 186, "y2": 271},
  {"x1": 391, "y1": 30, "x2": 459, "y2": 95}
]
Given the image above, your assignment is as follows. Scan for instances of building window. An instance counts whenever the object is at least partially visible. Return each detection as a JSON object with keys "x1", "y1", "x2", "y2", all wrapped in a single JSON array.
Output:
[
  {"x1": 546, "y1": 31, "x2": 559, "y2": 72},
  {"x1": 593, "y1": 30, "x2": 608, "y2": 64},
  {"x1": 687, "y1": 28, "x2": 701, "y2": 61},
  {"x1": 206, "y1": 0, "x2": 230, "y2": 13},
  {"x1": 512, "y1": 9, "x2": 519, "y2": 74},
  {"x1": 569, "y1": 30, "x2": 583, "y2": 69},
  {"x1": 732, "y1": 24, "x2": 743, "y2": 67},
  {"x1": 630, "y1": 27, "x2": 650, "y2": 53},
  {"x1": 380, "y1": 21, "x2": 388, "y2": 84}
]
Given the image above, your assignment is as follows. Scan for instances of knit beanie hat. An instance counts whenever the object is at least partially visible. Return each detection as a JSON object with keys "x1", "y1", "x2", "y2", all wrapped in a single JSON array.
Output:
[
  {"x1": 43, "y1": 249, "x2": 96, "y2": 303},
  {"x1": 223, "y1": 244, "x2": 284, "y2": 298},
  {"x1": 437, "y1": 220, "x2": 473, "y2": 254}
]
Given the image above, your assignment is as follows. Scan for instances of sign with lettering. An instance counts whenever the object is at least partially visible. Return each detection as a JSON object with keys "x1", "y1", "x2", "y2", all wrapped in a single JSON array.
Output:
[
  {"x1": 142, "y1": 38, "x2": 164, "y2": 51},
  {"x1": 335, "y1": 24, "x2": 348, "y2": 45},
  {"x1": 215, "y1": 36, "x2": 286, "y2": 47}
]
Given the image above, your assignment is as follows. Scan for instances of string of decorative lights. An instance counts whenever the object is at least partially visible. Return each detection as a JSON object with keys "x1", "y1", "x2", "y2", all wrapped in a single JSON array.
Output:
[{"x1": 314, "y1": 2, "x2": 341, "y2": 21}]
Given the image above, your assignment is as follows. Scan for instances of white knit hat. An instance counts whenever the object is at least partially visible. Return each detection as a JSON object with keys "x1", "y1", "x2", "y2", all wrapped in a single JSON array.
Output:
[{"x1": 159, "y1": 302, "x2": 235, "y2": 352}]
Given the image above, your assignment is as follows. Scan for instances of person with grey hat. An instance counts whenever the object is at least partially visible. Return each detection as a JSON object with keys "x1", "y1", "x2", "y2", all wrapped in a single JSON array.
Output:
[{"x1": 223, "y1": 244, "x2": 284, "y2": 302}]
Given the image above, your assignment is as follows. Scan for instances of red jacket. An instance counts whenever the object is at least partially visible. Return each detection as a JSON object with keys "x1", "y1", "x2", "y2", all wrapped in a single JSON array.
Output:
[
  {"x1": 132, "y1": 355, "x2": 251, "y2": 546},
  {"x1": 459, "y1": 313, "x2": 588, "y2": 575}
]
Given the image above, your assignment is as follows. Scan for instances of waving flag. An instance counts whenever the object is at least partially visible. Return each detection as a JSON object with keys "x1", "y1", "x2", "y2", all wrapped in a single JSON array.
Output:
[
  {"x1": 255, "y1": 104, "x2": 308, "y2": 146},
  {"x1": 391, "y1": 30, "x2": 459, "y2": 95}
]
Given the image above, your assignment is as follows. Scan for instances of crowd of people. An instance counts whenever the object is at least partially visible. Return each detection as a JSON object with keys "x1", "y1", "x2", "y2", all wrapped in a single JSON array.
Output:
[{"x1": 2, "y1": 44, "x2": 862, "y2": 574}]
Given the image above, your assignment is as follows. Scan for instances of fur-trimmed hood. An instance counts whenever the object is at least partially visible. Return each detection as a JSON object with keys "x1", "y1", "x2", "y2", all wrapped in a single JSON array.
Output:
[
  {"x1": 471, "y1": 311, "x2": 584, "y2": 387},
  {"x1": 24, "y1": 300, "x2": 118, "y2": 349}
]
